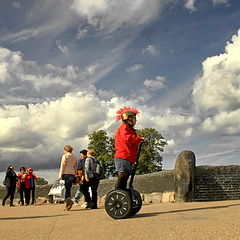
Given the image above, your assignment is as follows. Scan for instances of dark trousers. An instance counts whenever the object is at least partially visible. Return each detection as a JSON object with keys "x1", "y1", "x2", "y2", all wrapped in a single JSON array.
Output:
[
  {"x1": 62, "y1": 174, "x2": 75, "y2": 202},
  {"x1": 115, "y1": 172, "x2": 130, "y2": 190},
  {"x1": 2, "y1": 186, "x2": 16, "y2": 205},
  {"x1": 80, "y1": 178, "x2": 100, "y2": 208},
  {"x1": 19, "y1": 182, "x2": 30, "y2": 205},
  {"x1": 30, "y1": 187, "x2": 36, "y2": 204}
]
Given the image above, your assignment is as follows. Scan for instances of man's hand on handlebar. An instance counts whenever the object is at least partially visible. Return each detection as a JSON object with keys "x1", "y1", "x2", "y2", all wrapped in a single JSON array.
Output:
[{"x1": 140, "y1": 137, "x2": 148, "y2": 143}]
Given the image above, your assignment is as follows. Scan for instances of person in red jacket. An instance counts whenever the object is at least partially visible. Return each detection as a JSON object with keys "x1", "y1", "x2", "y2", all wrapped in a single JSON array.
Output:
[
  {"x1": 114, "y1": 106, "x2": 146, "y2": 190},
  {"x1": 17, "y1": 167, "x2": 31, "y2": 206},
  {"x1": 27, "y1": 168, "x2": 38, "y2": 204}
]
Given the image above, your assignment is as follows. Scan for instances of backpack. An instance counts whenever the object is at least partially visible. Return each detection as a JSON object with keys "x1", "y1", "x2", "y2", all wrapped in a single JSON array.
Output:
[{"x1": 92, "y1": 158, "x2": 105, "y2": 180}]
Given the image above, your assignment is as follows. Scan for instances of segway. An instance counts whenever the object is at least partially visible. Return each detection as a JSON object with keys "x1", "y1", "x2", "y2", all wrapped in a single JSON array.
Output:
[{"x1": 105, "y1": 142, "x2": 144, "y2": 219}]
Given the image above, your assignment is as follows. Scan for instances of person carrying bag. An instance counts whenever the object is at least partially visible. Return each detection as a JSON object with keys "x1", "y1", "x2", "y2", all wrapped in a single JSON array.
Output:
[{"x1": 58, "y1": 145, "x2": 77, "y2": 211}]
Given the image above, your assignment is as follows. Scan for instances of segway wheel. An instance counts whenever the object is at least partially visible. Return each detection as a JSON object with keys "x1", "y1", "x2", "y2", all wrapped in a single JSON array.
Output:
[
  {"x1": 129, "y1": 189, "x2": 142, "y2": 216},
  {"x1": 105, "y1": 190, "x2": 133, "y2": 219}
]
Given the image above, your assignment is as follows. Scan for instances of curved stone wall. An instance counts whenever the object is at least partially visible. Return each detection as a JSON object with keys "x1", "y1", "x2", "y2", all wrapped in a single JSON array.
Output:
[{"x1": 0, "y1": 170, "x2": 175, "y2": 199}]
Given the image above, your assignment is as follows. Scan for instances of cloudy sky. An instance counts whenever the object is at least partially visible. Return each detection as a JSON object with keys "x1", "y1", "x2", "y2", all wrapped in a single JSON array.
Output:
[{"x1": 0, "y1": 0, "x2": 240, "y2": 183}]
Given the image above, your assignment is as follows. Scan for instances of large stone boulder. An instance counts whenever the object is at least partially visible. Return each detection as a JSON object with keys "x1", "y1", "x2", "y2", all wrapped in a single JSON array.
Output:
[{"x1": 174, "y1": 150, "x2": 195, "y2": 202}]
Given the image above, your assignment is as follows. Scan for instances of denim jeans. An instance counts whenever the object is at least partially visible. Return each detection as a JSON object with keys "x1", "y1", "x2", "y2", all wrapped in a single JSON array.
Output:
[
  {"x1": 30, "y1": 187, "x2": 36, "y2": 204},
  {"x1": 62, "y1": 174, "x2": 75, "y2": 202},
  {"x1": 74, "y1": 186, "x2": 82, "y2": 203},
  {"x1": 114, "y1": 158, "x2": 133, "y2": 174}
]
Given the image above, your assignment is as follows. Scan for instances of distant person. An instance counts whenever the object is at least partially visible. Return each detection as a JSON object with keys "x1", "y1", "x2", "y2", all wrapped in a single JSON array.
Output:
[
  {"x1": 58, "y1": 145, "x2": 77, "y2": 211},
  {"x1": 81, "y1": 149, "x2": 100, "y2": 209},
  {"x1": 114, "y1": 107, "x2": 146, "y2": 190},
  {"x1": 73, "y1": 149, "x2": 87, "y2": 206},
  {"x1": 2, "y1": 165, "x2": 17, "y2": 206},
  {"x1": 17, "y1": 167, "x2": 31, "y2": 206},
  {"x1": 27, "y1": 168, "x2": 38, "y2": 204}
]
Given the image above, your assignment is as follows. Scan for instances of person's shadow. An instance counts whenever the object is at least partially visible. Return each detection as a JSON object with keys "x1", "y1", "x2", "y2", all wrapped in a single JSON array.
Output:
[
  {"x1": 0, "y1": 214, "x2": 65, "y2": 221},
  {"x1": 129, "y1": 203, "x2": 240, "y2": 219}
]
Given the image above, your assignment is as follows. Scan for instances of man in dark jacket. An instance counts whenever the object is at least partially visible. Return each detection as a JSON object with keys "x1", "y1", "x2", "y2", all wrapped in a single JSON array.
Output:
[
  {"x1": 73, "y1": 149, "x2": 87, "y2": 206},
  {"x1": 2, "y1": 165, "x2": 17, "y2": 206}
]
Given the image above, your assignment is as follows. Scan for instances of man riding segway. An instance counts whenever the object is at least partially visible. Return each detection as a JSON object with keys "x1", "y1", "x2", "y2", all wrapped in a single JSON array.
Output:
[
  {"x1": 114, "y1": 106, "x2": 147, "y2": 190},
  {"x1": 105, "y1": 106, "x2": 147, "y2": 219}
]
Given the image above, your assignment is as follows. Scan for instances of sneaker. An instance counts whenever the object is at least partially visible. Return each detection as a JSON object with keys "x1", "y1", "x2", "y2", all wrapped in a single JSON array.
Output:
[
  {"x1": 66, "y1": 199, "x2": 74, "y2": 211},
  {"x1": 91, "y1": 206, "x2": 98, "y2": 209},
  {"x1": 10, "y1": 204, "x2": 15, "y2": 207},
  {"x1": 90, "y1": 202, "x2": 98, "y2": 209},
  {"x1": 81, "y1": 202, "x2": 89, "y2": 209}
]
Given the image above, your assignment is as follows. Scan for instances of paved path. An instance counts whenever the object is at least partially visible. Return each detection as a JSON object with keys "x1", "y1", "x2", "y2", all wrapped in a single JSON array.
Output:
[{"x1": 1, "y1": 200, "x2": 240, "y2": 240}]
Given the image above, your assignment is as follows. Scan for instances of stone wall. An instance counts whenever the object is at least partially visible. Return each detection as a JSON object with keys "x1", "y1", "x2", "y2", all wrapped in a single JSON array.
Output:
[
  {"x1": 194, "y1": 165, "x2": 240, "y2": 201},
  {"x1": 0, "y1": 170, "x2": 175, "y2": 200},
  {"x1": 2, "y1": 165, "x2": 239, "y2": 203}
]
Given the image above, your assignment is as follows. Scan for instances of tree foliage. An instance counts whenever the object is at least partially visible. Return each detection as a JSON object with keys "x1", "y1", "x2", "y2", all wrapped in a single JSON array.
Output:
[
  {"x1": 87, "y1": 128, "x2": 167, "y2": 177},
  {"x1": 35, "y1": 177, "x2": 48, "y2": 185},
  {"x1": 136, "y1": 128, "x2": 167, "y2": 174}
]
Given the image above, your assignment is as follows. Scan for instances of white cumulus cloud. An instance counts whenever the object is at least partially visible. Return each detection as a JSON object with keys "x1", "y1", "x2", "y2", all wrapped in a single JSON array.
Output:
[
  {"x1": 184, "y1": 0, "x2": 197, "y2": 12},
  {"x1": 139, "y1": 107, "x2": 196, "y2": 132},
  {"x1": 192, "y1": 29, "x2": 240, "y2": 112},
  {"x1": 212, "y1": 0, "x2": 229, "y2": 4},
  {"x1": 126, "y1": 64, "x2": 143, "y2": 73},
  {"x1": 71, "y1": 0, "x2": 170, "y2": 32},
  {"x1": 142, "y1": 45, "x2": 159, "y2": 56},
  {"x1": 71, "y1": 0, "x2": 229, "y2": 33},
  {"x1": 0, "y1": 90, "x2": 198, "y2": 170},
  {"x1": 76, "y1": 27, "x2": 88, "y2": 39},
  {"x1": 12, "y1": 2, "x2": 22, "y2": 8},
  {"x1": 202, "y1": 110, "x2": 240, "y2": 134},
  {"x1": 56, "y1": 40, "x2": 69, "y2": 54},
  {"x1": 183, "y1": 127, "x2": 193, "y2": 137},
  {"x1": 0, "y1": 47, "x2": 108, "y2": 104},
  {"x1": 144, "y1": 75, "x2": 166, "y2": 91}
]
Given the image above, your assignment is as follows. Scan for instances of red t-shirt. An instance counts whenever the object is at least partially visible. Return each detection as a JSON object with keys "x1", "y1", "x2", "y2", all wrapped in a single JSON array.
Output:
[
  {"x1": 114, "y1": 123, "x2": 142, "y2": 163},
  {"x1": 17, "y1": 173, "x2": 31, "y2": 189}
]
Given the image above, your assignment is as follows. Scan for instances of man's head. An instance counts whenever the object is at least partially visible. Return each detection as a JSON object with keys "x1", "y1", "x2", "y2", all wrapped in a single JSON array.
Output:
[
  {"x1": 121, "y1": 111, "x2": 136, "y2": 121},
  {"x1": 8, "y1": 165, "x2": 14, "y2": 171},
  {"x1": 122, "y1": 111, "x2": 137, "y2": 126},
  {"x1": 64, "y1": 145, "x2": 73, "y2": 153},
  {"x1": 80, "y1": 149, "x2": 87, "y2": 159},
  {"x1": 20, "y1": 167, "x2": 26, "y2": 173},
  {"x1": 116, "y1": 107, "x2": 140, "y2": 126},
  {"x1": 87, "y1": 149, "x2": 96, "y2": 157}
]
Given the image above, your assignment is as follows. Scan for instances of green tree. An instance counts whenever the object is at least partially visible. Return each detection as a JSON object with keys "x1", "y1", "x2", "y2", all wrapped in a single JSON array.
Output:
[
  {"x1": 88, "y1": 130, "x2": 115, "y2": 177},
  {"x1": 136, "y1": 128, "x2": 167, "y2": 174},
  {"x1": 35, "y1": 177, "x2": 48, "y2": 185},
  {"x1": 88, "y1": 128, "x2": 167, "y2": 177}
]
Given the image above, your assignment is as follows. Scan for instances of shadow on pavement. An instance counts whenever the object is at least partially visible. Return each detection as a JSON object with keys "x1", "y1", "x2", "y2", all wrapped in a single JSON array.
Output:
[
  {"x1": 0, "y1": 214, "x2": 65, "y2": 221},
  {"x1": 131, "y1": 203, "x2": 240, "y2": 219}
]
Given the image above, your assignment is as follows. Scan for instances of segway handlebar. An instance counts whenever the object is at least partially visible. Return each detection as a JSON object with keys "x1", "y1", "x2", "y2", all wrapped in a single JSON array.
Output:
[{"x1": 129, "y1": 140, "x2": 147, "y2": 188}]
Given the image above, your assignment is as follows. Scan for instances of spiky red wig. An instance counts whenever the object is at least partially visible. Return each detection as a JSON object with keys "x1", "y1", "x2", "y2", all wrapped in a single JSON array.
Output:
[{"x1": 115, "y1": 106, "x2": 140, "y2": 121}]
